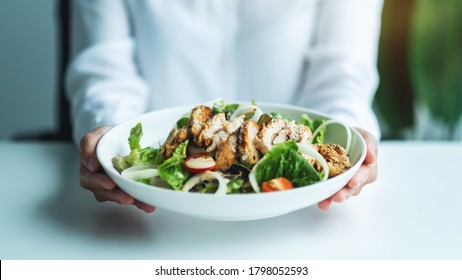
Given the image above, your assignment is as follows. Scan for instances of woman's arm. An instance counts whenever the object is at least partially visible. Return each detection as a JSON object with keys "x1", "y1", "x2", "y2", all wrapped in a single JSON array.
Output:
[
  {"x1": 66, "y1": 0, "x2": 149, "y2": 145},
  {"x1": 66, "y1": 1, "x2": 154, "y2": 212},
  {"x1": 298, "y1": 0, "x2": 383, "y2": 210},
  {"x1": 299, "y1": 0, "x2": 384, "y2": 139}
]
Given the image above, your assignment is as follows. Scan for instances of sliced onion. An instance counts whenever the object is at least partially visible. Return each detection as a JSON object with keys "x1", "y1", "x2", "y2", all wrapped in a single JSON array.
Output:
[
  {"x1": 248, "y1": 160, "x2": 262, "y2": 193},
  {"x1": 230, "y1": 105, "x2": 263, "y2": 122},
  {"x1": 181, "y1": 171, "x2": 228, "y2": 195},
  {"x1": 248, "y1": 168, "x2": 261, "y2": 194},
  {"x1": 121, "y1": 165, "x2": 159, "y2": 180},
  {"x1": 205, "y1": 97, "x2": 224, "y2": 107},
  {"x1": 310, "y1": 119, "x2": 352, "y2": 154},
  {"x1": 297, "y1": 144, "x2": 329, "y2": 181}
]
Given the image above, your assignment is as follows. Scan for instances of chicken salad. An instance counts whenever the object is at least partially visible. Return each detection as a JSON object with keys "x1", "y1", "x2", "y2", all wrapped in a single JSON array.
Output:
[{"x1": 111, "y1": 101, "x2": 352, "y2": 194}]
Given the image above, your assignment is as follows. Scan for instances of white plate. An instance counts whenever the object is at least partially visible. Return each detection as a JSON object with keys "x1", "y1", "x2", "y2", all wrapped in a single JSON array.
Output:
[{"x1": 97, "y1": 102, "x2": 366, "y2": 221}]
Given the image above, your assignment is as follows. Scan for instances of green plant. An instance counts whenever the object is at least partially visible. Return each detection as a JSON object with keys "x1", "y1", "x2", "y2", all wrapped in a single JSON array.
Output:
[{"x1": 410, "y1": 0, "x2": 462, "y2": 139}]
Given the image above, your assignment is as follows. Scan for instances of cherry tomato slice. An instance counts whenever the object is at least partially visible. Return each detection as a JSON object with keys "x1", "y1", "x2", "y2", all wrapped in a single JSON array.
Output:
[
  {"x1": 184, "y1": 153, "x2": 216, "y2": 174},
  {"x1": 262, "y1": 177, "x2": 293, "y2": 192}
]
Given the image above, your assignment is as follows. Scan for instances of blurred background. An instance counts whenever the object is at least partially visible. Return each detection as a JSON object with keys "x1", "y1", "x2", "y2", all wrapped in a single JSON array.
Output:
[
  {"x1": 0, "y1": 0, "x2": 57, "y2": 140},
  {"x1": 375, "y1": 0, "x2": 462, "y2": 140},
  {"x1": 1, "y1": 0, "x2": 461, "y2": 141}
]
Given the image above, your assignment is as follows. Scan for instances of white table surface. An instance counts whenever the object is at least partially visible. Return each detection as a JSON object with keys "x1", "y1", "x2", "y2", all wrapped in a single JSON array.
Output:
[{"x1": 1, "y1": 141, "x2": 461, "y2": 260}]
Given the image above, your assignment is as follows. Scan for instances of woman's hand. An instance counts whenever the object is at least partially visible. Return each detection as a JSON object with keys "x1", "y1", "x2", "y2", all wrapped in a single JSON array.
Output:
[
  {"x1": 79, "y1": 125, "x2": 155, "y2": 213},
  {"x1": 317, "y1": 128, "x2": 378, "y2": 211}
]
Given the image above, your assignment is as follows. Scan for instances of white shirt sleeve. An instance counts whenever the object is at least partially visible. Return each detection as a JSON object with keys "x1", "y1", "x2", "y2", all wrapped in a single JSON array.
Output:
[
  {"x1": 65, "y1": 0, "x2": 149, "y2": 145},
  {"x1": 298, "y1": 0, "x2": 383, "y2": 139}
]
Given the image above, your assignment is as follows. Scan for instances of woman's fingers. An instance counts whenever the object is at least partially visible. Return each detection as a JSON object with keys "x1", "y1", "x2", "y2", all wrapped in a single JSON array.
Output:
[
  {"x1": 82, "y1": 163, "x2": 155, "y2": 212},
  {"x1": 133, "y1": 200, "x2": 156, "y2": 213},
  {"x1": 317, "y1": 165, "x2": 370, "y2": 211},
  {"x1": 78, "y1": 125, "x2": 156, "y2": 213},
  {"x1": 92, "y1": 187, "x2": 155, "y2": 213},
  {"x1": 317, "y1": 128, "x2": 378, "y2": 211},
  {"x1": 359, "y1": 128, "x2": 378, "y2": 165},
  {"x1": 92, "y1": 187, "x2": 135, "y2": 205},
  {"x1": 79, "y1": 125, "x2": 112, "y2": 172},
  {"x1": 80, "y1": 164, "x2": 116, "y2": 190},
  {"x1": 347, "y1": 162, "x2": 377, "y2": 190},
  {"x1": 80, "y1": 164, "x2": 132, "y2": 204},
  {"x1": 317, "y1": 197, "x2": 333, "y2": 211},
  {"x1": 331, "y1": 187, "x2": 353, "y2": 203}
]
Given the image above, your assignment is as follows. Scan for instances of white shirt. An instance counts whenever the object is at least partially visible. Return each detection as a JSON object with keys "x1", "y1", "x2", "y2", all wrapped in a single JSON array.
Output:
[{"x1": 66, "y1": 0, "x2": 383, "y2": 144}]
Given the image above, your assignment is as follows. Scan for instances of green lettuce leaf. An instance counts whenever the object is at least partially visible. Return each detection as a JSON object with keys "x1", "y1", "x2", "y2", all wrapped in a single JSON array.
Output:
[
  {"x1": 112, "y1": 156, "x2": 131, "y2": 173},
  {"x1": 157, "y1": 140, "x2": 190, "y2": 191},
  {"x1": 200, "y1": 182, "x2": 218, "y2": 194},
  {"x1": 227, "y1": 179, "x2": 244, "y2": 194},
  {"x1": 176, "y1": 117, "x2": 189, "y2": 128},
  {"x1": 255, "y1": 141, "x2": 321, "y2": 188},
  {"x1": 212, "y1": 100, "x2": 240, "y2": 116},
  {"x1": 139, "y1": 147, "x2": 164, "y2": 165},
  {"x1": 300, "y1": 114, "x2": 326, "y2": 144},
  {"x1": 269, "y1": 112, "x2": 291, "y2": 122},
  {"x1": 124, "y1": 122, "x2": 164, "y2": 166},
  {"x1": 128, "y1": 122, "x2": 143, "y2": 151}
]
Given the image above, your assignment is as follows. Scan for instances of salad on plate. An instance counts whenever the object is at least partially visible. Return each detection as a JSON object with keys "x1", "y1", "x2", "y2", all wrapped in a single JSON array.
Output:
[{"x1": 111, "y1": 100, "x2": 353, "y2": 195}]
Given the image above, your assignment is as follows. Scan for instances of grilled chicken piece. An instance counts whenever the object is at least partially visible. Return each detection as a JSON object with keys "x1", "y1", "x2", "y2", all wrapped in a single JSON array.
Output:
[
  {"x1": 197, "y1": 113, "x2": 226, "y2": 147},
  {"x1": 188, "y1": 105, "x2": 213, "y2": 147},
  {"x1": 160, "y1": 126, "x2": 189, "y2": 158},
  {"x1": 273, "y1": 121, "x2": 297, "y2": 145},
  {"x1": 163, "y1": 105, "x2": 339, "y2": 180},
  {"x1": 254, "y1": 118, "x2": 286, "y2": 153},
  {"x1": 311, "y1": 143, "x2": 351, "y2": 177},
  {"x1": 226, "y1": 115, "x2": 245, "y2": 133},
  {"x1": 215, "y1": 133, "x2": 238, "y2": 172},
  {"x1": 206, "y1": 115, "x2": 244, "y2": 152},
  {"x1": 293, "y1": 125, "x2": 312, "y2": 145},
  {"x1": 239, "y1": 120, "x2": 261, "y2": 166}
]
